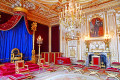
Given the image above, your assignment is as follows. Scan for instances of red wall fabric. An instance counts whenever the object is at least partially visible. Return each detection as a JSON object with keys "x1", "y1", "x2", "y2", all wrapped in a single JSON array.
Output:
[
  {"x1": 28, "y1": 20, "x2": 49, "y2": 54},
  {"x1": 51, "y1": 25, "x2": 60, "y2": 52},
  {"x1": 0, "y1": 12, "x2": 12, "y2": 24}
]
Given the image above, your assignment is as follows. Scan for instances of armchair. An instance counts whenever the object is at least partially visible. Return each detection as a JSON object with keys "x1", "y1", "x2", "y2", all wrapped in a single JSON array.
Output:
[
  {"x1": 11, "y1": 48, "x2": 22, "y2": 63},
  {"x1": 15, "y1": 60, "x2": 29, "y2": 74},
  {"x1": 38, "y1": 58, "x2": 50, "y2": 70}
]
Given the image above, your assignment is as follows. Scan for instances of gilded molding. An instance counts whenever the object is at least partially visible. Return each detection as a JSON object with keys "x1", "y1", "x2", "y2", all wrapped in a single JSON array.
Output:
[
  {"x1": 0, "y1": 0, "x2": 120, "y2": 26},
  {"x1": 13, "y1": 7, "x2": 28, "y2": 14},
  {"x1": 0, "y1": 2, "x2": 13, "y2": 15},
  {"x1": 31, "y1": 22, "x2": 37, "y2": 31}
]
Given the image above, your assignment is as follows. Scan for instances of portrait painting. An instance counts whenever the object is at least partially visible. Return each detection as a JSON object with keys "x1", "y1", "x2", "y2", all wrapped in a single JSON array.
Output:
[{"x1": 90, "y1": 18, "x2": 103, "y2": 37}]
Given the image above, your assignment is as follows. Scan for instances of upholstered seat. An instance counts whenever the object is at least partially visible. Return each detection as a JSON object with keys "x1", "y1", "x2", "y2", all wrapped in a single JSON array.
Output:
[
  {"x1": 77, "y1": 60, "x2": 85, "y2": 65},
  {"x1": 112, "y1": 62, "x2": 120, "y2": 69}
]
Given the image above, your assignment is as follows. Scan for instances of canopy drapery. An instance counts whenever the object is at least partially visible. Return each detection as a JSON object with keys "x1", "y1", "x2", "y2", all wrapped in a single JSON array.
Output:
[
  {"x1": 0, "y1": 11, "x2": 33, "y2": 63},
  {"x1": 0, "y1": 11, "x2": 33, "y2": 34}
]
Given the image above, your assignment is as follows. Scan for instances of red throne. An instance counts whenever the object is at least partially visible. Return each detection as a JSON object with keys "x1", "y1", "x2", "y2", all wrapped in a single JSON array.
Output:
[{"x1": 92, "y1": 56, "x2": 100, "y2": 66}]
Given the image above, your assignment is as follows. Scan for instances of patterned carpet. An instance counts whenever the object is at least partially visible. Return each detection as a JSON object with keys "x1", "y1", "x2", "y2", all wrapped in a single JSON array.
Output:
[
  {"x1": 34, "y1": 71, "x2": 101, "y2": 80},
  {"x1": 0, "y1": 65, "x2": 119, "y2": 80},
  {"x1": 32, "y1": 66, "x2": 119, "y2": 80}
]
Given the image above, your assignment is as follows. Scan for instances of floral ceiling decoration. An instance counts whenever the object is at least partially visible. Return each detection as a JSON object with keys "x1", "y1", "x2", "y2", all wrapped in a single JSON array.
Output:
[{"x1": 0, "y1": 0, "x2": 120, "y2": 26}]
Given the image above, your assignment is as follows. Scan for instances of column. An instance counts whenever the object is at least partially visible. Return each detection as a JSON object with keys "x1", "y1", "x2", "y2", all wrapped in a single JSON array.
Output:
[
  {"x1": 49, "y1": 25, "x2": 51, "y2": 63},
  {"x1": 49, "y1": 25, "x2": 51, "y2": 52},
  {"x1": 60, "y1": 24, "x2": 62, "y2": 52}
]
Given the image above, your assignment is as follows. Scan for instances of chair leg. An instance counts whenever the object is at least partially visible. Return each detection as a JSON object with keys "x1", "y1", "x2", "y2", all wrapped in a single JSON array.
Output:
[
  {"x1": 89, "y1": 71, "x2": 100, "y2": 78},
  {"x1": 106, "y1": 75, "x2": 119, "y2": 80}
]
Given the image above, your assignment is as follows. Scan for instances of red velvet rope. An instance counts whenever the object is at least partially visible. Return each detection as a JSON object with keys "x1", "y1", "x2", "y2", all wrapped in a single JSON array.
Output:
[{"x1": 0, "y1": 11, "x2": 32, "y2": 34}]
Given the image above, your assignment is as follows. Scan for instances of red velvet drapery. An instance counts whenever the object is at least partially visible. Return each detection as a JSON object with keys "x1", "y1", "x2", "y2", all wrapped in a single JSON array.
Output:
[{"x1": 0, "y1": 11, "x2": 32, "y2": 35}]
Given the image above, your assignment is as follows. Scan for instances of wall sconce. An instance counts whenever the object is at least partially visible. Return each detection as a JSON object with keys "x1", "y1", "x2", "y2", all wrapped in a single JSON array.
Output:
[
  {"x1": 105, "y1": 34, "x2": 110, "y2": 42},
  {"x1": 104, "y1": 34, "x2": 111, "y2": 51}
]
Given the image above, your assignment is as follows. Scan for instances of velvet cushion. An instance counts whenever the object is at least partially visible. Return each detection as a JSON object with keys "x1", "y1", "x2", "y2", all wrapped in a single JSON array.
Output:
[
  {"x1": 77, "y1": 60, "x2": 85, "y2": 62},
  {"x1": 18, "y1": 62, "x2": 23, "y2": 68},
  {"x1": 106, "y1": 68, "x2": 119, "y2": 72},
  {"x1": 19, "y1": 68, "x2": 29, "y2": 73},
  {"x1": 88, "y1": 66, "x2": 100, "y2": 70},
  {"x1": 43, "y1": 65, "x2": 49, "y2": 67},
  {"x1": 41, "y1": 59, "x2": 44, "y2": 63},
  {"x1": 47, "y1": 68, "x2": 54, "y2": 71},
  {"x1": 112, "y1": 62, "x2": 120, "y2": 65}
]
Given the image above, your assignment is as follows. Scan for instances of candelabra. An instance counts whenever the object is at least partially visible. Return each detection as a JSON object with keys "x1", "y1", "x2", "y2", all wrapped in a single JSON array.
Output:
[{"x1": 37, "y1": 35, "x2": 43, "y2": 61}]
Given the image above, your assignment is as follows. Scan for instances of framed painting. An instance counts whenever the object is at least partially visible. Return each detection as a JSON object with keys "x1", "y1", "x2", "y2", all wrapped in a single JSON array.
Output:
[{"x1": 90, "y1": 18, "x2": 103, "y2": 37}]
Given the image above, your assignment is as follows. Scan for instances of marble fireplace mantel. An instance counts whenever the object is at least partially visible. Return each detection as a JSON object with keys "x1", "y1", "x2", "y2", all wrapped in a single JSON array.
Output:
[{"x1": 85, "y1": 51, "x2": 111, "y2": 68}]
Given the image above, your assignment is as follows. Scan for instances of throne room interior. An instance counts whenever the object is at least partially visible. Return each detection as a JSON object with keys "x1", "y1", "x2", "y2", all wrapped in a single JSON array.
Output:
[{"x1": 0, "y1": 0, "x2": 120, "y2": 80}]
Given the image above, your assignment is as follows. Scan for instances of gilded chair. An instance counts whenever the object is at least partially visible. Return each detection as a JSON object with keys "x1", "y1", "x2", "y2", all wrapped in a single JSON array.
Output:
[
  {"x1": 15, "y1": 60, "x2": 29, "y2": 74},
  {"x1": 38, "y1": 58, "x2": 50, "y2": 70},
  {"x1": 11, "y1": 48, "x2": 22, "y2": 63}
]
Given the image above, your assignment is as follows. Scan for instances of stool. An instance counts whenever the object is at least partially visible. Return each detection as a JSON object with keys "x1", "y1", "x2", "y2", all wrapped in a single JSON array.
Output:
[
  {"x1": 106, "y1": 68, "x2": 120, "y2": 80},
  {"x1": 73, "y1": 64, "x2": 85, "y2": 74},
  {"x1": 88, "y1": 66, "x2": 100, "y2": 77},
  {"x1": 77, "y1": 60, "x2": 85, "y2": 65}
]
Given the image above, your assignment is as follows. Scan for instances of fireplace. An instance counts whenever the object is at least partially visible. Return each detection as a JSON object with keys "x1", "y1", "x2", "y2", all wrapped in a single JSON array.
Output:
[
  {"x1": 86, "y1": 52, "x2": 110, "y2": 68},
  {"x1": 85, "y1": 38, "x2": 111, "y2": 68}
]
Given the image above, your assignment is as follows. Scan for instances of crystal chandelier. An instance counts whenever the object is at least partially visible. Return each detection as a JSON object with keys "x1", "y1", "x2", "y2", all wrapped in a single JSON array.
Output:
[{"x1": 59, "y1": 0, "x2": 85, "y2": 39}]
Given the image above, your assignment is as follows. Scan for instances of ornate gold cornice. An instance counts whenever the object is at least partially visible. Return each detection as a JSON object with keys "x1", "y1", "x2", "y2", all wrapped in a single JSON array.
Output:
[
  {"x1": 0, "y1": 2, "x2": 13, "y2": 15},
  {"x1": 13, "y1": 7, "x2": 28, "y2": 14},
  {"x1": 84, "y1": 1, "x2": 120, "y2": 15},
  {"x1": 27, "y1": 13, "x2": 50, "y2": 26},
  {"x1": 0, "y1": 3, "x2": 50, "y2": 26},
  {"x1": 0, "y1": 0, "x2": 120, "y2": 26}
]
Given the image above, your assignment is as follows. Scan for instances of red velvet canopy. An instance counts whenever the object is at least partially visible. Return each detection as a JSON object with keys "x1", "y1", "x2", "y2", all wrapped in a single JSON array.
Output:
[{"x1": 0, "y1": 11, "x2": 32, "y2": 35}]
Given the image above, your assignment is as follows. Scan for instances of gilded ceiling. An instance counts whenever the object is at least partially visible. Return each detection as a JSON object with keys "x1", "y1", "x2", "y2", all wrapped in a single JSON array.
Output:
[{"x1": 0, "y1": 0, "x2": 120, "y2": 26}]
